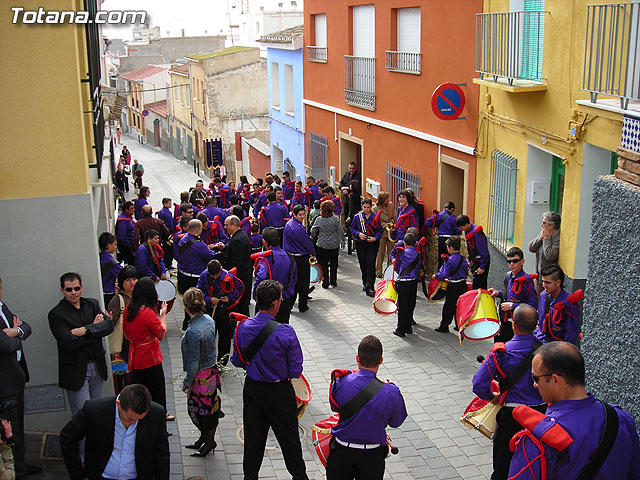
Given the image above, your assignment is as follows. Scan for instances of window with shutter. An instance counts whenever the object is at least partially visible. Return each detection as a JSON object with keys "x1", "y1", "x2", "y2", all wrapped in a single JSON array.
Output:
[
  {"x1": 397, "y1": 7, "x2": 420, "y2": 53},
  {"x1": 520, "y1": 0, "x2": 544, "y2": 80},
  {"x1": 315, "y1": 14, "x2": 326, "y2": 47},
  {"x1": 353, "y1": 4, "x2": 375, "y2": 57}
]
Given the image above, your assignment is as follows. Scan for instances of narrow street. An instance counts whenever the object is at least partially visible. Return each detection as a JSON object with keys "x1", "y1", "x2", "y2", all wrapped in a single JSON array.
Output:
[{"x1": 123, "y1": 136, "x2": 494, "y2": 479}]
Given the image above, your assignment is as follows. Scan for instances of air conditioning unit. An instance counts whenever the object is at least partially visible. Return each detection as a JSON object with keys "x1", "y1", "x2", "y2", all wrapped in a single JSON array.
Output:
[
  {"x1": 366, "y1": 178, "x2": 380, "y2": 198},
  {"x1": 329, "y1": 166, "x2": 336, "y2": 187}
]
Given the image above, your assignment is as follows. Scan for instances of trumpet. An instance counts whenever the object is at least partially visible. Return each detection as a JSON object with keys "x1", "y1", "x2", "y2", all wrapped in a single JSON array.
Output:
[{"x1": 383, "y1": 223, "x2": 393, "y2": 241}]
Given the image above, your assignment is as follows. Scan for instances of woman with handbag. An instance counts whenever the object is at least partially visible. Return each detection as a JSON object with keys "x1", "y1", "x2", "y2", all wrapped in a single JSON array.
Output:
[
  {"x1": 123, "y1": 277, "x2": 175, "y2": 421},
  {"x1": 181, "y1": 288, "x2": 221, "y2": 457},
  {"x1": 106, "y1": 266, "x2": 140, "y2": 363}
]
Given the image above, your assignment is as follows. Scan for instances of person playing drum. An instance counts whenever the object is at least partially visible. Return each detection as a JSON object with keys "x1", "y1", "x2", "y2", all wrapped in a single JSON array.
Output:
[
  {"x1": 472, "y1": 305, "x2": 545, "y2": 480},
  {"x1": 325, "y1": 335, "x2": 407, "y2": 480},
  {"x1": 134, "y1": 229, "x2": 166, "y2": 283},
  {"x1": 434, "y1": 236, "x2": 469, "y2": 334},
  {"x1": 390, "y1": 232, "x2": 422, "y2": 337},
  {"x1": 488, "y1": 247, "x2": 538, "y2": 344}
]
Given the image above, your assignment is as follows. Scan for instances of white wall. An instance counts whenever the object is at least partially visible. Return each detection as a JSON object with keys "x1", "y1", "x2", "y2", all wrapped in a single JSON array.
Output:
[{"x1": 575, "y1": 143, "x2": 612, "y2": 278}]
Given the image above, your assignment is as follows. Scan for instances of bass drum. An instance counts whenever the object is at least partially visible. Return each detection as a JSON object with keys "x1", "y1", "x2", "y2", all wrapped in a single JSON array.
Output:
[{"x1": 155, "y1": 279, "x2": 176, "y2": 313}]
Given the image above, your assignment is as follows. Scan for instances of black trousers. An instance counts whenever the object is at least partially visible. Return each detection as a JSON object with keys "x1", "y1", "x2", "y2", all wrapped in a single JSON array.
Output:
[
  {"x1": 242, "y1": 377, "x2": 308, "y2": 480},
  {"x1": 355, "y1": 240, "x2": 379, "y2": 291},
  {"x1": 0, "y1": 391, "x2": 26, "y2": 476},
  {"x1": 396, "y1": 279, "x2": 418, "y2": 335},
  {"x1": 117, "y1": 244, "x2": 134, "y2": 266},
  {"x1": 208, "y1": 306, "x2": 231, "y2": 362},
  {"x1": 237, "y1": 274, "x2": 252, "y2": 317},
  {"x1": 178, "y1": 272, "x2": 200, "y2": 330},
  {"x1": 492, "y1": 404, "x2": 547, "y2": 480},
  {"x1": 129, "y1": 363, "x2": 166, "y2": 410},
  {"x1": 440, "y1": 280, "x2": 468, "y2": 328},
  {"x1": 326, "y1": 438, "x2": 386, "y2": 480},
  {"x1": 316, "y1": 246, "x2": 338, "y2": 287},
  {"x1": 290, "y1": 254, "x2": 310, "y2": 311},
  {"x1": 472, "y1": 257, "x2": 491, "y2": 290},
  {"x1": 494, "y1": 312, "x2": 515, "y2": 343},
  {"x1": 163, "y1": 240, "x2": 174, "y2": 269}
]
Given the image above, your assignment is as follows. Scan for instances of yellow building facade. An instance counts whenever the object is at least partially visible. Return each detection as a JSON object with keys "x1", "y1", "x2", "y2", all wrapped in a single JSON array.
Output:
[
  {"x1": 169, "y1": 64, "x2": 195, "y2": 166},
  {"x1": 0, "y1": 0, "x2": 114, "y2": 431},
  {"x1": 473, "y1": 0, "x2": 637, "y2": 287}
]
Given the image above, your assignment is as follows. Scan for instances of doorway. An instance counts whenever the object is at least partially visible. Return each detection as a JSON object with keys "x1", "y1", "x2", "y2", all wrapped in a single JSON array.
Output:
[
  {"x1": 438, "y1": 154, "x2": 468, "y2": 213},
  {"x1": 338, "y1": 133, "x2": 363, "y2": 189}
]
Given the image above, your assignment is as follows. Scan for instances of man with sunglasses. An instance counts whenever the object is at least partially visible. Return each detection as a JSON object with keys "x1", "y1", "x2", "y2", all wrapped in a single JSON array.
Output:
[
  {"x1": 508, "y1": 342, "x2": 640, "y2": 479},
  {"x1": 473, "y1": 305, "x2": 545, "y2": 480},
  {"x1": 489, "y1": 247, "x2": 538, "y2": 343},
  {"x1": 48, "y1": 273, "x2": 114, "y2": 423}
]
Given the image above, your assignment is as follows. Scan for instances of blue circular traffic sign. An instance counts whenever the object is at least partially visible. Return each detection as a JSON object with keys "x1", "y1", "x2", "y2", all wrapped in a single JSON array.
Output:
[{"x1": 431, "y1": 83, "x2": 466, "y2": 120}]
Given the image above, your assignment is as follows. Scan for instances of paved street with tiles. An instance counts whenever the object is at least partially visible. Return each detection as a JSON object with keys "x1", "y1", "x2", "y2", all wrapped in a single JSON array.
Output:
[{"x1": 124, "y1": 136, "x2": 495, "y2": 479}]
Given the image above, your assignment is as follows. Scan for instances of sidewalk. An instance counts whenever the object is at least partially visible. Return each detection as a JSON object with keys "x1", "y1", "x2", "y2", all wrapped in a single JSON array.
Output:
[{"x1": 125, "y1": 136, "x2": 495, "y2": 479}]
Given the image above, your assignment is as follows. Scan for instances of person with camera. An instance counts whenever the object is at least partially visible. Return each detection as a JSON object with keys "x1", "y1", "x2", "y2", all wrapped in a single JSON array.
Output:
[{"x1": 0, "y1": 277, "x2": 41, "y2": 478}]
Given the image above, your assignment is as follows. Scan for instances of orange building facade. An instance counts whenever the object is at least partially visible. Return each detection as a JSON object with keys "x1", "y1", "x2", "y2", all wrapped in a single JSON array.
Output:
[{"x1": 303, "y1": 0, "x2": 481, "y2": 215}]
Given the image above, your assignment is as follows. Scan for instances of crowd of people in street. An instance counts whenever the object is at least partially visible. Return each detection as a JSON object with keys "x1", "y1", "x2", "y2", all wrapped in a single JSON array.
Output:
[{"x1": 0, "y1": 150, "x2": 637, "y2": 480}]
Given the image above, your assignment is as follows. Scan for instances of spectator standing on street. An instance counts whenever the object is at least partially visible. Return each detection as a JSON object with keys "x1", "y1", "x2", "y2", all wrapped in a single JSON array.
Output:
[
  {"x1": 181, "y1": 287, "x2": 222, "y2": 458},
  {"x1": 107, "y1": 266, "x2": 139, "y2": 363},
  {"x1": 528, "y1": 211, "x2": 560, "y2": 294},
  {"x1": 372, "y1": 192, "x2": 395, "y2": 278},
  {"x1": 311, "y1": 200, "x2": 344, "y2": 289}
]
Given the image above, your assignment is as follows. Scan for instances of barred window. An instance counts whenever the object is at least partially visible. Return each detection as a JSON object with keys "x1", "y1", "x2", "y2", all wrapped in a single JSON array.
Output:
[
  {"x1": 487, "y1": 149, "x2": 518, "y2": 255},
  {"x1": 385, "y1": 161, "x2": 420, "y2": 203},
  {"x1": 308, "y1": 132, "x2": 328, "y2": 181}
]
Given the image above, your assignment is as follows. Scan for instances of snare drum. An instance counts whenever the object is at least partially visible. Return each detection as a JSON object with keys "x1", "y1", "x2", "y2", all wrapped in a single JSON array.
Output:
[
  {"x1": 427, "y1": 277, "x2": 448, "y2": 302},
  {"x1": 383, "y1": 265, "x2": 395, "y2": 281},
  {"x1": 155, "y1": 279, "x2": 177, "y2": 313},
  {"x1": 309, "y1": 256, "x2": 323, "y2": 284},
  {"x1": 456, "y1": 289, "x2": 500, "y2": 343},
  {"x1": 373, "y1": 280, "x2": 398, "y2": 315},
  {"x1": 311, "y1": 414, "x2": 339, "y2": 468},
  {"x1": 460, "y1": 396, "x2": 501, "y2": 440},
  {"x1": 291, "y1": 374, "x2": 312, "y2": 419}
]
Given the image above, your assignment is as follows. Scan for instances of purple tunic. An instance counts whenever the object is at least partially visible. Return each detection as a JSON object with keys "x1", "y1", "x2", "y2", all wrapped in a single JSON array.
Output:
[
  {"x1": 508, "y1": 395, "x2": 640, "y2": 479},
  {"x1": 435, "y1": 252, "x2": 468, "y2": 282},
  {"x1": 349, "y1": 212, "x2": 383, "y2": 242},
  {"x1": 176, "y1": 233, "x2": 217, "y2": 275},
  {"x1": 135, "y1": 244, "x2": 166, "y2": 281},
  {"x1": 467, "y1": 223, "x2": 490, "y2": 269},
  {"x1": 116, "y1": 213, "x2": 135, "y2": 246},
  {"x1": 260, "y1": 202, "x2": 289, "y2": 229},
  {"x1": 390, "y1": 245, "x2": 422, "y2": 280},
  {"x1": 230, "y1": 311, "x2": 303, "y2": 382},
  {"x1": 283, "y1": 218, "x2": 315, "y2": 256},
  {"x1": 535, "y1": 289, "x2": 580, "y2": 344},
  {"x1": 330, "y1": 369, "x2": 407, "y2": 445},
  {"x1": 196, "y1": 268, "x2": 244, "y2": 308},
  {"x1": 253, "y1": 247, "x2": 297, "y2": 300},
  {"x1": 472, "y1": 334, "x2": 543, "y2": 406},
  {"x1": 498, "y1": 270, "x2": 538, "y2": 310}
]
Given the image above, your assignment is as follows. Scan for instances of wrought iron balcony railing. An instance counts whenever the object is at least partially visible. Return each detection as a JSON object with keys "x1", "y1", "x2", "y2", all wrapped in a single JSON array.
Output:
[
  {"x1": 583, "y1": 2, "x2": 640, "y2": 110},
  {"x1": 385, "y1": 51, "x2": 421, "y2": 74},
  {"x1": 476, "y1": 11, "x2": 545, "y2": 85},
  {"x1": 344, "y1": 55, "x2": 375, "y2": 110}
]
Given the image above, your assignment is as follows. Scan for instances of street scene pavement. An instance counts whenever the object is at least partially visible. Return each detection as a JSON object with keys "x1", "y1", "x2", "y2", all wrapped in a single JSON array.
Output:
[{"x1": 122, "y1": 136, "x2": 495, "y2": 479}]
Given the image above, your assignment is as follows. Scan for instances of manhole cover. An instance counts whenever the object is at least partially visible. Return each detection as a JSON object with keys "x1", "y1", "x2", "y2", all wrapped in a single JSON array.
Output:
[{"x1": 237, "y1": 424, "x2": 307, "y2": 450}]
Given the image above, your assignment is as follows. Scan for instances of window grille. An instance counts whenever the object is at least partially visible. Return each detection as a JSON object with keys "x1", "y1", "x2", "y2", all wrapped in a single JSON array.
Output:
[
  {"x1": 308, "y1": 132, "x2": 328, "y2": 182},
  {"x1": 487, "y1": 149, "x2": 518, "y2": 255},
  {"x1": 385, "y1": 162, "x2": 420, "y2": 204}
]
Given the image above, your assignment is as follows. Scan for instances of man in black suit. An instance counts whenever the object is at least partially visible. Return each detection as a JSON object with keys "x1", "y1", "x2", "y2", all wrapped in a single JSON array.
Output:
[
  {"x1": 215, "y1": 215, "x2": 253, "y2": 316},
  {"x1": 0, "y1": 277, "x2": 41, "y2": 478},
  {"x1": 48, "y1": 272, "x2": 114, "y2": 418},
  {"x1": 60, "y1": 384, "x2": 170, "y2": 480}
]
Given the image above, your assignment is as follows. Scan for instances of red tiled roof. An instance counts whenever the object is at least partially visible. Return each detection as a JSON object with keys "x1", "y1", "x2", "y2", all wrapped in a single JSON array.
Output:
[
  {"x1": 169, "y1": 64, "x2": 189, "y2": 75},
  {"x1": 145, "y1": 99, "x2": 168, "y2": 118},
  {"x1": 120, "y1": 64, "x2": 167, "y2": 81}
]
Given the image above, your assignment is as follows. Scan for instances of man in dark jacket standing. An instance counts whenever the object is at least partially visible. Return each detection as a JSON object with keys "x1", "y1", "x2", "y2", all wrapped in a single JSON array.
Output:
[
  {"x1": 0, "y1": 277, "x2": 41, "y2": 478},
  {"x1": 48, "y1": 272, "x2": 114, "y2": 418},
  {"x1": 215, "y1": 215, "x2": 252, "y2": 316},
  {"x1": 60, "y1": 384, "x2": 169, "y2": 480}
]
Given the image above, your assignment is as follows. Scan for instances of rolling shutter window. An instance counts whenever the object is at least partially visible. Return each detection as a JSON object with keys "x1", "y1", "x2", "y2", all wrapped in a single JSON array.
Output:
[
  {"x1": 315, "y1": 14, "x2": 327, "y2": 47},
  {"x1": 397, "y1": 7, "x2": 421, "y2": 53},
  {"x1": 353, "y1": 4, "x2": 375, "y2": 57},
  {"x1": 521, "y1": 0, "x2": 544, "y2": 80}
]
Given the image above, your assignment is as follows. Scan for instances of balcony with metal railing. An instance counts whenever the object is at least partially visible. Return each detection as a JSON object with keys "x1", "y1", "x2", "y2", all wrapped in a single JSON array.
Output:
[
  {"x1": 581, "y1": 2, "x2": 640, "y2": 113},
  {"x1": 307, "y1": 46, "x2": 327, "y2": 63},
  {"x1": 474, "y1": 10, "x2": 547, "y2": 92},
  {"x1": 344, "y1": 55, "x2": 375, "y2": 110},
  {"x1": 385, "y1": 51, "x2": 421, "y2": 74}
]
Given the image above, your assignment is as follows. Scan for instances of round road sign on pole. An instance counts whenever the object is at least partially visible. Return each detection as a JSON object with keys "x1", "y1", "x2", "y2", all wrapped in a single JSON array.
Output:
[
  {"x1": 142, "y1": 109, "x2": 149, "y2": 117},
  {"x1": 431, "y1": 83, "x2": 466, "y2": 120}
]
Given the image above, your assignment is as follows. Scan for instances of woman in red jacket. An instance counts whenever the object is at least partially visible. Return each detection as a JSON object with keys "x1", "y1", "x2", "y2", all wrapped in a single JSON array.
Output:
[{"x1": 123, "y1": 277, "x2": 174, "y2": 420}]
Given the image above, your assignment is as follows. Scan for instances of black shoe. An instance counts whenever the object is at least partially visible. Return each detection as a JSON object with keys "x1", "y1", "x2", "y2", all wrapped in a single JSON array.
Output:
[
  {"x1": 330, "y1": 283, "x2": 337, "y2": 288},
  {"x1": 435, "y1": 326, "x2": 449, "y2": 333},
  {"x1": 406, "y1": 329, "x2": 413, "y2": 334},
  {"x1": 453, "y1": 325, "x2": 459, "y2": 331},
  {"x1": 190, "y1": 441, "x2": 217, "y2": 457},
  {"x1": 307, "y1": 296, "x2": 313, "y2": 300},
  {"x1": 365, "y1": 289, "x2": 375, "y2": 297},
  {"x1": 299, "y1": 305, "x2": 309, "y2": 313},
  {"x1": 376, "y1": 275, "x2": 383, "y2": 279},
  {"x1": 411, "y1": 319, "x2": 417, "y2": 326},
  {"x1": 309, "y1": 286, "x2": 315, "y2": 294},
  {"x1": 185, "y1": 439, "x2": 205, "y2": 450},
  {"x1": 322, "y1": 284, "x2": 329, "y2": 289},
  {"x1": 393, "y1": 330, "x2": 405, "y2": 337},
  {"x1": 363, "y1": 286, "x2": 367, "y2": 291}
]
